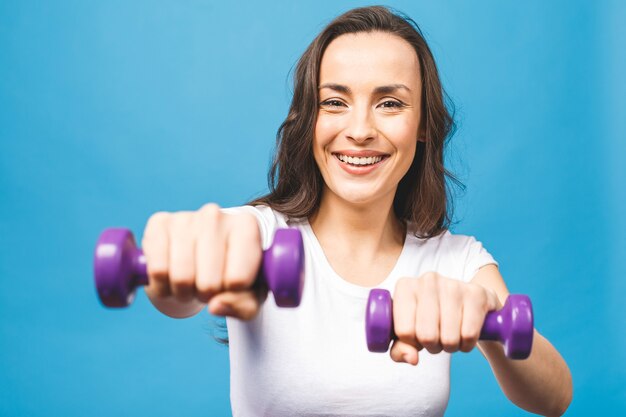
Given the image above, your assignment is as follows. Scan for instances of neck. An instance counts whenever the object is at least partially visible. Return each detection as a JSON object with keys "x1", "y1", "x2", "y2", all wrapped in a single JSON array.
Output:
[{"x1": 308, "y1": 187, "x2": 405, "y2": 258}]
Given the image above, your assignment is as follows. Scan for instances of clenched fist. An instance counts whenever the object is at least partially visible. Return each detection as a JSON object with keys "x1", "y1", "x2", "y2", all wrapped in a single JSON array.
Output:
[
  {"x1": 141, "y1": 204, "x2": 267, "y2": 320},
  {"x1": 389, "y1": 271, "x2": 501, "y2": 365}
]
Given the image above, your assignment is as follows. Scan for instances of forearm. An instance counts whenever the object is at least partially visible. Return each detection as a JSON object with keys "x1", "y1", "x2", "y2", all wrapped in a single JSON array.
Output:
[
  {"x1": 146, "y1": 290, "x2": 206, "y2": 319},
  {"x1": 477, "y1": 329, "x2": 572, "y2": 416}
]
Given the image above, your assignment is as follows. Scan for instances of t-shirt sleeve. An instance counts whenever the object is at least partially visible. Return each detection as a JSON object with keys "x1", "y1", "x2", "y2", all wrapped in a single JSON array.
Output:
[
  {"x1": 461, "y1": 235, "x2": 498, "y2": 283},
  {"x1": 220, "y1": 205, "x2": 282, "y2": 250}
]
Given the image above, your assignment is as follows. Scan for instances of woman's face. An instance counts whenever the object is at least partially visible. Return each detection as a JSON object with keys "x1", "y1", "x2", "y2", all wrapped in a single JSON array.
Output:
[{"x1": 314, "y1": 31, "x2": 423, "y2": 209}]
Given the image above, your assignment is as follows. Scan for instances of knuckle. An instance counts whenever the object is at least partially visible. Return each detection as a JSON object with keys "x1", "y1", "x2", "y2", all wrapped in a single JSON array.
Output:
[
  {"x1": 147, "y1": 266, "x2": 169, "y2": 280},
  {"x1": 460, "y1": 337, "x2": 478, "y2": 352},
  {"x1": 201, "y1": 202, "x2": 221, "y2": 212},
  {"x1": 169, "y1": 271, "x2": 195, "y2": 287},
  {"x1": 168, "y1": 259, "x2": 194, "y2": 282},
  {"x1": 228, "y1": 217, "x2": 261, "y2": 245},
  {"x1": 199, "y1": 203, "x2": 222, "y2": 223},
  {"x1": 418, "y1": 271, "x2": 439, "y2": 288},
  {"x1": 147, "y1": 211, "x2": 171, "y2": 228},
  {"x1": 416, "y1": 330, "x2": 438, "y2": 347},
  {"x1": 170, "y1": 273, "x2": 196, "y2": 295},
  {"x1": 461, "y1": 327, "x2": 480, "y2": 339},
  {"x1": 464, "y1": 285, "x2": 488, "y2": 310},
  {"x1": 394, "y1": 325, "x2": 415, "y2": 342},
  {"x1": 423, "y1": 271, "x2": 438, "y2": 281},
  {"x1": 443, "y1": 277, "x2": 459, "y2": 291},
  {"x1": 466, "y1": 283, "x2": 487, "y2": 300},
  {"x1": 237, "y1": 212, "x2": 258, "y2": 229},
  {"x1": 196, "y1": 281, "x2": 221, "y2": 299},
  {"x1": 395, "y1": 277, "x2": 413, "y2": 292},
  {"x1": 231, "y1": 215, "x2": 261, "y2": 243},
  {"x1": 170, "y1": 211, "x2": 194, "y2": 230},
  {"x1": 171, "y1": 277, "x2": 195, "y2": 293},
  {"x1": 424, "y1": 344, "x2": 442, "y2": 354},
  {"x1": 197, "y1": 277, "x2": 221, "y2": 292},
  {"x1": 143, "y1": 211, "x2": 170, "y2": 240},
  {"x1": 461, "y1": 329, "x2": 480, "y2": 345},
  {"x1": 224, "y1": 274, "x2": 253, "y2": 291},
  {"x1": 441, "y1": 336, "x2": 460, "y2": 352}
]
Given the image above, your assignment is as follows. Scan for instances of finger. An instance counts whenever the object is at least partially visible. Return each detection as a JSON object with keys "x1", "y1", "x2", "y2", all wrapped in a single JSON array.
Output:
[
  {"x1": 207, "y1": 289, "x2": 264, "y2": 321},
  {"x1": 459, "y1": 285, "x2": 489, "y2": 353},
  {"x1": 222, "y1": 213, "x2": 262, "y2": 292},
  {"x1": 390, "y1": 339, "x2": 419, "y2": 366},
  {"x1": 195, "y1": 204, "x2": 226, "y2": 303},
  {"x1": 415, "y1": 274, "x2": 442, "y2": 354},
  {"x1": 392, "y1": 278, "x2": 420, "y2": 349},
  {"x1": 439, "y1": 279, "x2": 462, "y2": 353},
  {"x1": 168, "y1": 212, "x2": 196, "y2": 302},
  {"x1": 142, "y1": 212, "x2": 172, "y2": 298}
]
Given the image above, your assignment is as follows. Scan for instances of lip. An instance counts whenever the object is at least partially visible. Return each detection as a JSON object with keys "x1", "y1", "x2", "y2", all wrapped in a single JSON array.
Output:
[
  {"x1": 331, "y1": 151, "x2": 389, "y2": 175},
  {"x1": 332, "y1": 150, "x2": 390, "y2": 158}
]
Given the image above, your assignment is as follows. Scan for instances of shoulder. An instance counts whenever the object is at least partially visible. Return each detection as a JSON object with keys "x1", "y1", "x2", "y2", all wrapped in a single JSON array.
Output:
[
  {"x1": 405, "y1": 225, "x2": 479, "y2": 252},
  {"x1": 405, "y1": 226, "x2": 497, "y2": 282}
]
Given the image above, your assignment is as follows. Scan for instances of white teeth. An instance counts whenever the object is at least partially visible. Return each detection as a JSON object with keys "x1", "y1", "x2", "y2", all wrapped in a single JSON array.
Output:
[{"x1": 336, "y1": 154, "x2": 384, "y2": 165}]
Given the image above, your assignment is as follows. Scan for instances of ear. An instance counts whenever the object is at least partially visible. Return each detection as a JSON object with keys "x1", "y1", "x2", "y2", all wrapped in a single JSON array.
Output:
[
  {"x1": 417, "y1": 125, "x2": 426, "y2": 142},
  {"x1": 417, "y1": 129, "x2": 426, "y2": 142}
]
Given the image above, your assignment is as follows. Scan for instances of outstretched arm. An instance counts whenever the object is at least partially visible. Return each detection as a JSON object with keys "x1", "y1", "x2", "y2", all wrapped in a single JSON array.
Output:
[{"x1": 472, "y1": 264, "x2": 573, "y2": 417}]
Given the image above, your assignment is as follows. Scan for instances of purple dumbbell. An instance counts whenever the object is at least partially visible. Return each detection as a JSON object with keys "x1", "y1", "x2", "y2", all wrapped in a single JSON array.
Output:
[
  {"x1": 366, "y1": 289, "x2": 534, "y2": 359},
  {"x1": 94, "y1": 227, "x2": 304, "y2": 308}
]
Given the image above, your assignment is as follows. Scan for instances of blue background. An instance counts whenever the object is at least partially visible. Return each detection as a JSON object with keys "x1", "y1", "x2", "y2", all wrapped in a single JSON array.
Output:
[{"x1": 1, "y1": 0, "x2": 624, "y2": 415}]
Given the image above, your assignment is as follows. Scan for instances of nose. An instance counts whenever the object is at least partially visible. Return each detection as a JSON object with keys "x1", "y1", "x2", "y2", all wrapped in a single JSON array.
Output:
[{"x1": 345, "y1": 105, "x2": 376, "y2": 143}]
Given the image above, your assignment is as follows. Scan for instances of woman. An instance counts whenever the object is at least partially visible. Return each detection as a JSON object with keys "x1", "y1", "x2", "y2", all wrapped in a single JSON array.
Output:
[{"x1": 141, "y1": 6, "x2": 572, "y2": 416}]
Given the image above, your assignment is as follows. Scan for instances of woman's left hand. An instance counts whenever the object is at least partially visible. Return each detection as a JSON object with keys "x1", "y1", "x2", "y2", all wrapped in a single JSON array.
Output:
[{"x1": 390, "y1": 271, "x2": 502, "y2": 365}]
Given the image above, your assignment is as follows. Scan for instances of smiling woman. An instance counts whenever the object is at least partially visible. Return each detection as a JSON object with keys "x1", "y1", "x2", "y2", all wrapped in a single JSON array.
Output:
[
  {"x1": 314, "y1": 31, "x2": 422, "y2": 219},
  {"x1": 137, "y1": 5, "x2": 572, "y2": 417},
  {"x1": 251, "y1": 9, "x2": 457, "y2": 239}
]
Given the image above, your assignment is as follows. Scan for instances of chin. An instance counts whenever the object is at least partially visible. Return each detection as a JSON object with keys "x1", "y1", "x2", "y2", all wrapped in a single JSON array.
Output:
[{"x1": 334, "y1": 186, "x2": 387, "y2": 207}]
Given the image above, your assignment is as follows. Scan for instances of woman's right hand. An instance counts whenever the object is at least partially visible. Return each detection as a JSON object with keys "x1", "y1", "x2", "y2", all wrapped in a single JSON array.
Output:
[{"x1": 141, "y1": 204, "x2": 266, "y2": 320}]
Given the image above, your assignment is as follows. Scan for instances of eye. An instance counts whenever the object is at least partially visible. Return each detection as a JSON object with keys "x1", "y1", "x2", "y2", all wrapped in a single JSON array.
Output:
[
  {"x1": 379, "y1": 100, "x2": 405, "y2": 109},
  {"x1": 319, "y1": 99, "x2": 346, "y2": 108}
]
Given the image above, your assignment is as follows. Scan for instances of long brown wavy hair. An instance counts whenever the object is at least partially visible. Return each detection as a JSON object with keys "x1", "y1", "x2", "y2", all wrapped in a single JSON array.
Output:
[{"x1": 250, "y1": 5, "x2": 461, "y2": 238}]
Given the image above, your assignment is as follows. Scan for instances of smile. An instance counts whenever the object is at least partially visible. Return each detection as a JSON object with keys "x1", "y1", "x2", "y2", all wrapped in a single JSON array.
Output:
[
  {"x1": 336, "y1": 154, "x2": 384, "y2": 166},
  {"x1": 331, "y1": 152, "x2": 389, "y2": 175},
  {"x1": 333, "y1": 152, "x2": 389, "y2": 166}
]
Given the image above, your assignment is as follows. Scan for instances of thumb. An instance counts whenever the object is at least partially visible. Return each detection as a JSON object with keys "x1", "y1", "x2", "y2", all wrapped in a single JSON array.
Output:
[
  {"x1": 208, "y1": 288, "x2": 267, "y2": 321},
  {"x1": 390, "y1": 339, "x2": 420, "y2": 366}
]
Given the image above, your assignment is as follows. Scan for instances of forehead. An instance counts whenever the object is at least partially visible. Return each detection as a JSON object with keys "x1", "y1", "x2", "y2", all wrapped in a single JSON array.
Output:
[{"x1": 319, "y1": 32, "x2": 421, "y2": 89}]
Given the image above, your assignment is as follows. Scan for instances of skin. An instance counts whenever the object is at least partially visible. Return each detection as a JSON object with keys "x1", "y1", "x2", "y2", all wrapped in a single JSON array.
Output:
[{"x1": 142, "y1": 31, "x2": 572, "y2": 416}]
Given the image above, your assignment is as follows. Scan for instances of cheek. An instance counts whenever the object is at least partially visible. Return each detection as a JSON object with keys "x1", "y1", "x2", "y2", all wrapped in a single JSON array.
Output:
[
  {"x1": 380, "y1": 116, "x2": 419, "y2": 150},
  {"x1": 313, "y1": 117, "x2": 336, "y2": 157},
  {"x1": 315, "y1": 115, "x2": 340, "y2": 142},
  {"x1": 395, "y1": 113, "x2": 418, "y2": 134}
]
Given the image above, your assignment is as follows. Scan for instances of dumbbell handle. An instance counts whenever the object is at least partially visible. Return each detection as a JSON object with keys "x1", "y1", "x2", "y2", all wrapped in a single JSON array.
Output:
[
  {"x1": 94, "y1": 227, "x2": 304, "y2": 308},
  {"x1": 366, "y1": 289, "x2": 534, "y2": 359}
]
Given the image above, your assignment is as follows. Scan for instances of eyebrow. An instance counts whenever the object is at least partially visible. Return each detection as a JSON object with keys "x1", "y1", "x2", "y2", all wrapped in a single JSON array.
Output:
[{"x1": 318, "y1": 83, "x2": 412, "y2": 95}]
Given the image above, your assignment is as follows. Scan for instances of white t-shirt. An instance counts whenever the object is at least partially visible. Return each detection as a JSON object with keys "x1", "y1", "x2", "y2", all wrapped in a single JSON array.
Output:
[{"x1": 224, "y1": 205, "x2": 497, "y2": 417}]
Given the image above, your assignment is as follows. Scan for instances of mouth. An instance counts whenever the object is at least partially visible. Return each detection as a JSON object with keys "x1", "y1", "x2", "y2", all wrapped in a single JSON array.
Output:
[
  {"x1": 332, "y1": 152, "x2": 390, "y2": 167},
  {"x1": 330, "y1": 151, "x2": 390, "y2": 175}
]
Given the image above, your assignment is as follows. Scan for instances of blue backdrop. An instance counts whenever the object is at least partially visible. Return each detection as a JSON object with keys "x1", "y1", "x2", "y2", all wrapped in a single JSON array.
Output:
[{"x1": 1, "y1": 1, "x2": 624, "y2": 415}]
